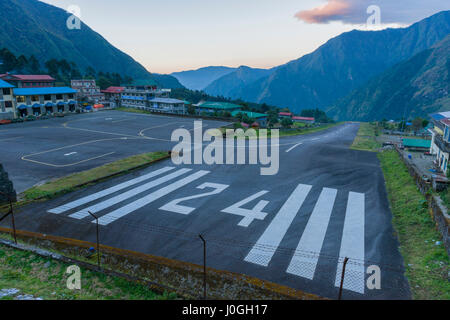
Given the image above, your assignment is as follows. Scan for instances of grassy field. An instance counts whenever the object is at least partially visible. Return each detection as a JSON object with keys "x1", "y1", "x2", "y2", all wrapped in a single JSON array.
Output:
[
  {"x1": 22, "y1": 151, "x2": 169, "y2": 202},
  {"x1": 351, "y1": 122, "x2": 382, "y2": 152},
  {"x1": 378, "y1": 150, "x2": 449, "y2": 300},
  {"x1": 0, "y1": 243, "x2": 175, "y2": 300}
]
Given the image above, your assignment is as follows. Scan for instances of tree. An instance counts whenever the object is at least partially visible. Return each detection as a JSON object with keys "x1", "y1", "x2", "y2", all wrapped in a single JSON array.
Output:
[
  {"x1": 281, "y1": 118, "x2": 293, "y2": 128},
  {"x1": 412, "y1": 117, "x2": 423, "y2": 134}
]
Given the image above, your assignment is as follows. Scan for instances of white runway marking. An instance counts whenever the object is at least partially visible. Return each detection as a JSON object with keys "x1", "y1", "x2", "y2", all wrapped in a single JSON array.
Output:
[
  {"x1": 287, "y1": 188, "x2": 337, "y2": 279},
  {"x1": 70, "y1": 168, "x2": 192, "y2": 219},
  {"x1": 48, "y1": 167, "x2": 175, "y2": 214},
  {"x1": 244, "y1": 184, "x2": 312, "y2": 267},
  {"x1": 64, "y1": 152, "x2": 77, "y2": 156},
  {"x1": 96, "y1": 170, "x2": 210, "y2": 225},
  {"x1": 286, "y1": 143, "x2": 303, "y2": 153},
  {"x1": 334, "y1": 192, "x2": 365, "y2": 294}
]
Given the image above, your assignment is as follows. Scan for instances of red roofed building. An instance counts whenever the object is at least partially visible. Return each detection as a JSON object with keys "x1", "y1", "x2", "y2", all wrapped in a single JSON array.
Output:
[
  {"x1": 101, "y1": 86, "x2": 124, "y2": 107},
  {"x1": 278, "y1": 112, "x2": 292, "y2": 119},
  {"x1": 0, "y1": 73, "x2": 55, "y2": 88},
  {"x1": 292, "y1": 116, "x2": 315, "y2": 124}
]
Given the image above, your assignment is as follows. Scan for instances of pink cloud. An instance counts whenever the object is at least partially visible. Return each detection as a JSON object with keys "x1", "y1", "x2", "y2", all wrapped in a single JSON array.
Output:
[{"x1": 295, "y1": 0, "x2": 352, "y2": 24}]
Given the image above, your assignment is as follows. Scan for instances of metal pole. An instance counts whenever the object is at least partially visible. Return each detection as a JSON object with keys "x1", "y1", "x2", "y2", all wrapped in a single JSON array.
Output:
[
  {"x1": 338, "y1": 257, "x2": 349, "y2": 300},
  {"x1": 9, "y1": 198, "x2": 16, "y2": 244},
  {"x1": 199, "y1": 234, "x2": 207, "y2": 300},
  {"x1": 88, "y1": 211, "x2": 100, "y2": 269}
]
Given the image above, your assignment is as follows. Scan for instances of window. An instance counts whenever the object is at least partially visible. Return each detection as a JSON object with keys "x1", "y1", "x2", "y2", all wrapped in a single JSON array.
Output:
[
  {"x1": 68, "y1": 94, "x2": 74, "y2": 99},
  {"x1": 44, "y1": 95, "x2": 51, "y2": 101},
  {"x1": 2, "y1": 88, "x2": 10, "y2": 95},
  {"x1": 16, "y1": 96, "x2": 25, "y2": 103},
  {"x1": 56, "y1": 94, "x2": 63, "y2": 100},
  {"x1": 4, "y1": 101, "x2": 12, "y2": 109},
  {"x1": 31, "y1": 95, "x2": 40, "y2": 102}
]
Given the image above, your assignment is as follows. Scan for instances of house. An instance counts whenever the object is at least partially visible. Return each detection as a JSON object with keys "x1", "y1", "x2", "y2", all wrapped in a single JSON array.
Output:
[
  {"x1": 0, "y1": 74, "x2": 55, "y2": 88},
  {"x1": 278, "y1": 112, "x2": 292, "y2": 119},
  {"x1": 402, "y1": 138, "x2": 432, "y2": 152},
  {"x1": 71, "y1": 79, "x2": 104, "y2": 103},
  {"x1": 148, "y1": 98, "x2": 186, "y2": 115},
  {"x1": 120, "y1": 80, "x2": 177, "y2": 112},
  {"x1": 292, "y1": 116, "x2": 315, "y2": 124},
  {"x1": 429, "y1": 112, "x2": 450, "y2": 173},
  {"x1": 231, "y1": 110, "x2": 268, "y2": 127},
  {"x1": 0, "y1": 79, "x2": 16, "y2": 120},
  {"x1": 195, "y1": 102, "x2": 242, "y2": 115},
  {"x1": 101, "y1": 86, "x2": 124, "y2": 108},
  {"x1": 14, "y1": 87, "x2": 78, "y2": 117}
]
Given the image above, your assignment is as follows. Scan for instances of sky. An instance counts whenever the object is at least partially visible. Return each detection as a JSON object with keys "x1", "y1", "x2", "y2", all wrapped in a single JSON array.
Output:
[{"x1": 40, "y1": 0, "x2": 449, "y2": 74}]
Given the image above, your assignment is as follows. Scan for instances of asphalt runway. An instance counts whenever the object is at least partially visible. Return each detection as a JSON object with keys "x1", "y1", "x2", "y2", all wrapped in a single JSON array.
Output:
[
  {"x1": 2, "y1": 117, "x2": 410, "y2": 300},
  {"x1": 0, "y1": 110, "x2": 229, "y2": 193}
]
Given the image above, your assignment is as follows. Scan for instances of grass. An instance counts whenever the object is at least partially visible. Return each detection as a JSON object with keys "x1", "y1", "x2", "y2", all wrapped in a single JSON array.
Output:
[
  {"x1": 0, "y1": 243, "x2": 176, "y2": 300},
  {"x1": 378, "y1": 150, "x2": 450, "y2": 300},
  {"x1": 351, "y1": 122, "x2": 382, "y2": 152},
  {"x1": 115, "y1": 107, "x2": 154, "y2": 115},
  {"x1": 22, "y1": 151, "x2": 169, "y2": 202}
]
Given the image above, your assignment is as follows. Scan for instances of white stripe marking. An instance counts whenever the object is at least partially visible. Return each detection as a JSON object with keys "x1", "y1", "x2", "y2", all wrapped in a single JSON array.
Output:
[
  {"x1": 334, "y1": 192, "x2": 365, "y2": 294},
  {"x1": 48, "y1": 167, "x2": 175, "y2": 214},
  {"x1": 244, "y1": 184, "x2": 312, "y2": 267},
  {"x1": 64, "y1": 152, "x2": 77, "y2": 156},
  {"x1": 70, "y1": 169, "x2": 192, "y2": 219},
  {"x1": 96, "y1": 170, "x2": 210, "y2": 225},
  {"x1": 286, "y1": 188, "x2": 337, "y2": 279},
  {"x1": 286, "y1": 143, "x2": 303, "y2": 153}
]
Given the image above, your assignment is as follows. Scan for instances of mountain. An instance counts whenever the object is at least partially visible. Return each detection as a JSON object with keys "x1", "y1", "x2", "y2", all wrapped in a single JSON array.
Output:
[
  {"x1": 204, "y1": 66, "x2": 275, "y2": 99},
  {"x1": 0, "y1": 0, "x2": 182, "y2": 88},
  {"x1": 234, "y1": 11, "x2": 450, "y2": 114},
  {"x1": 171, "y1": 66, "x2": 236, "y2": 91},
  {"x1": 327, "y1": 35, "x2": 450, "y2": 121}
]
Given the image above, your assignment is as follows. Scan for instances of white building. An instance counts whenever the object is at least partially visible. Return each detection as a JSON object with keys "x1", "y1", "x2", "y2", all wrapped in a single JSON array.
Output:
[{"x1": 429, "y1": 112, "x2": 450, "y2": 173}]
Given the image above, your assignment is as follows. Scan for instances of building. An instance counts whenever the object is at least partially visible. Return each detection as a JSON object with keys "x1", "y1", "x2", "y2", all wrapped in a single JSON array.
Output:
[
  {"x1": 14, "y1": 87, "x2": 78, "y2": 117},
  {"x1": 0, "y1": 79, "x2": 16, "y2": 120},
  {"x1": 195, "y1": 102, "x2": 242, "y2": 115},
  {"x1": 292, "y1": 116, "x2": 315, "y2": 124},
  {"x1": 278, "y1": 112, "x2": 293, "y2": 119},
  {"x1": 71, "y1": 79, "x2": 104, "y2": 103},
  {"x1": 148, "y1": 98, "x2": 186, "y2": 114},
  {"x1": 429, "y1": 112, "x2": 450, "y2": 173},
  {"x1": 101, "y1": 86, "x2": 124, "y2": 108},
  {"x1": 0, "y1": 74, "x2": 55, "y2": 88},
  {"x1": 402, "y1": 138, "x2": 432, "y2": 152},
  {"x1": 120, "y1": 80, "x2": 186, "y2": 114},
  {"x1": 231, "y1": 110, "x2": 268, "y2": 127}
]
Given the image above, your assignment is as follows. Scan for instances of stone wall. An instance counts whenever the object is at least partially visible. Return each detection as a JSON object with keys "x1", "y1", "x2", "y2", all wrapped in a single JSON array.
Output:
[
  {"x1": 395, "y1": 148, "x2": 450, "y2": 255},
  {"x1": 0, "y1": 164, "x2": 16, "y2": 205},
  {"x1": 0, "y1": 227, "x2": 325, "y2": 300}
]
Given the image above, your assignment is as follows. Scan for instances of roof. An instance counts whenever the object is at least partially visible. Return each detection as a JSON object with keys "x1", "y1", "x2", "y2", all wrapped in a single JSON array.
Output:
[
  {"x1": 0, "y1": 79, "x2": 14, "y2": 88},
  {"x1": 197, "y1": 101, "x2": 242, "y2": 110},
  {"x1": 13, "y1": 87, "x2": 77, "y2": 96},
  {"x1": 441, "y1": 119, "x2": 450, "y2": 127},
  {"x1": 292, "y1": 116, "x2": 315, "y2": 121},
  {"x1": 402, "y1": 138, "x2": 432, "y2": 148},
  {"x1": 279, "y1": 112, "x2": 292, "y2": 116},
  {"x1": 231, "y1": 110, "x2": 267, "y2": 118},
  {"x1": 13, "y1": 75, "x2": 55, "y2": 81},
  {"x1": 149, "y1": 98, "x2": 184, "y2": 104},
  {"x1": 101, "y1": 86, "x2": 125, "y2": 94}
]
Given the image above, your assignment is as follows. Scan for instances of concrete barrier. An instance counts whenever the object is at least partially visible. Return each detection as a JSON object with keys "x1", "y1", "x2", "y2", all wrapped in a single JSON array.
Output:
[{"x1": 0, "y1": 226, "x2": 325, "y2": 300}]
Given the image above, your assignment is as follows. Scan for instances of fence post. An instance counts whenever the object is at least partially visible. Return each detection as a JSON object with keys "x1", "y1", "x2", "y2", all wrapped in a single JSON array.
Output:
[
  {"x1": 338, "y1": 257, "x2": 349, "y2": 300},
  {"x1": 88, "y1": 211, "x2": 100, "y2": 269},
  {"x1": 0, "y1": 191, "x2": 16, "y2": 244},
  {"x1": 198, "y1": 234, "x2": 207, "y2": 300}
]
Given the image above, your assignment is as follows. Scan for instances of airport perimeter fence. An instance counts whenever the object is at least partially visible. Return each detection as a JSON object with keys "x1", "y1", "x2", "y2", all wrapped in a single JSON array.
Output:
[{"x1": 1, "y1": 207, "x2": 448, "y2": 300}]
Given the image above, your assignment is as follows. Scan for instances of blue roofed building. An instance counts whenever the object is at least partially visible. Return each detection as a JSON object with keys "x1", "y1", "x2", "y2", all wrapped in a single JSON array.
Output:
[
  {"x1": 0, "y1": 79, "x2": 16, "y2": 120},
  {"x1": 13, "y1": 86, "x2": 78, "y2": 117}
]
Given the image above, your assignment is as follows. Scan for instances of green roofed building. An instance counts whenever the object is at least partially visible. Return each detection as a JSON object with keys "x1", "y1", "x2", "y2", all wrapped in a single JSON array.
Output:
[
  {"x1": 402, "y1": 138, "x2": 432, "y2": 150},
  {"x1": 231, "y1": 110, "x2": 268, "y2": 127},
  {"x1": 195, "y1": 101, "x2": 242, "y2": 114}
]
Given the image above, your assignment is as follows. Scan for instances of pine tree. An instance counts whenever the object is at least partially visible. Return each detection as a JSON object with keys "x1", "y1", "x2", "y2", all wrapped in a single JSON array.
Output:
[{"x1": 0, "y1": 164, "x2": 17, "y2": 205}]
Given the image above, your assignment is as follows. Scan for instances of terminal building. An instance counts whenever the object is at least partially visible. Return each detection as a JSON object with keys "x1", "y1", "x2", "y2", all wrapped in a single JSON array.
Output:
[
  {"x1": 0, "y1": 79, "x2": 16, "y2": 120},
  {"x1": 71, "y1": 79, "x2": 104, "y2": 103},
  {"x1": 14, "y1": 87, "x2": 78, "y2": 117}
]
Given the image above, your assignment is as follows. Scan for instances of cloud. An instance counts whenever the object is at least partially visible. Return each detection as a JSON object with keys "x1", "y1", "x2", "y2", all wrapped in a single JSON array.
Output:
[{"x1": 295, "y1": 0, "x2": 450, "y2": 25}]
